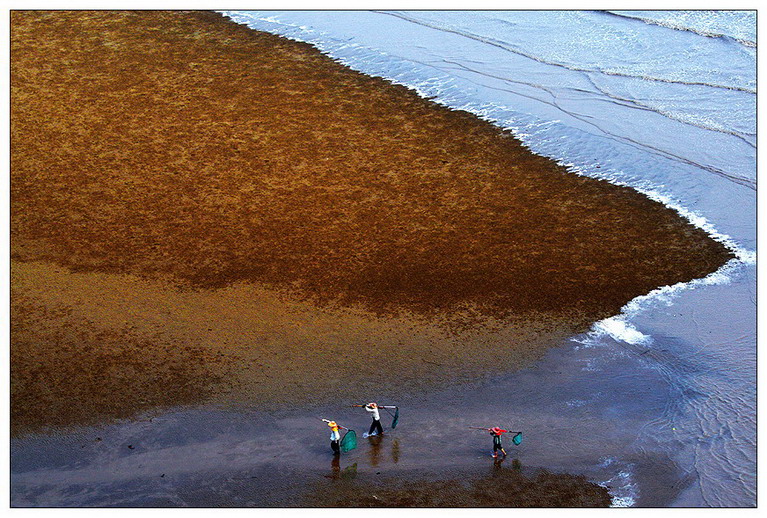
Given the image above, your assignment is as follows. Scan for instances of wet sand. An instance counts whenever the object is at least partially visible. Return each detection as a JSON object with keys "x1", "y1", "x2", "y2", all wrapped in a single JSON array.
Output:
[
  {"x1": 9, "y1": 360, "x2": 691, "y2": 508},
  {"x1": 10, "y1": 10, "x2": 732, "y2": 438},
  {"x1": 309, "y1": 466, "x2": 612, "y2": 507}
]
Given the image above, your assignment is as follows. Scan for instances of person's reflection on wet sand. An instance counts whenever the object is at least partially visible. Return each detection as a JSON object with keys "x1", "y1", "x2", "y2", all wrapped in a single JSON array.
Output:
[
  {"x1": 325, "y1": 454, "x2": 341, "y2": 479},
  {"x1": 391, "y1": 438, "x2": 400, "y2": 464},
  {"x1": 325, "y1": 455, "x2": 357, "y2": 480},
  {"x1": 491, "y1": 456, "x2": 521, "y2": 475},
  {"x1": 367, "y1": 435, "x2": 383, "y2": 467}
]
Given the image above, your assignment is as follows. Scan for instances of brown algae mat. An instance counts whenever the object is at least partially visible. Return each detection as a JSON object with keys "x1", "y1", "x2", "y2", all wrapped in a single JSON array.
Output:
[
  {"x1": 309, "y1": 465, "x2": 612, "y2": 507},
  {"x1": 11, "y1": 11, "x2": 733, "y2": 435}
]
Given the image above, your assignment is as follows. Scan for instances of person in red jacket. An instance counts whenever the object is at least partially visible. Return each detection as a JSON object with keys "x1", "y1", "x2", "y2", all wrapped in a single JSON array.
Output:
[{"x1": 488, "y1": 427, "x2": 509, "y2": 458}]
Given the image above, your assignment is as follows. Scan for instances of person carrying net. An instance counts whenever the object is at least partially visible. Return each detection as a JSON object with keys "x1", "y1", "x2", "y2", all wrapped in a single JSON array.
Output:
[
  {"x1": 354, "y1": 402, "x2": 397, "y2": 437},
  {"x1": 470, "y1": 426, "x2": 523, "y2": 458},
  {"x1": 322, "y1": 419, "x2": 349, "y2": 455},
  {"x1": 489, "y1": 427, "x2": 508, "y2": 458}
]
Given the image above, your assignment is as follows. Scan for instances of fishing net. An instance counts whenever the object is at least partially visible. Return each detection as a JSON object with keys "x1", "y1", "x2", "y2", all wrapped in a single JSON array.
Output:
[
  {"x1": 340, "y1": 429, "x2": 357, "y2": 452},
  {"x1": 512, "y1": 432, "x2": 523, "y2": 445},
  {"x1": 391, "y1": 407, "x2": 399, "y2": 429}
]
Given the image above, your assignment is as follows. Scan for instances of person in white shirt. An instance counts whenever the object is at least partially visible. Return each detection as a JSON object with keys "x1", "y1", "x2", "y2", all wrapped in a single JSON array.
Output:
[
  {"x1": 365, "y1": 402, "x2": 382, "y2": 436},
  {"x1": 360, "y1": 402, "x2": 396, "y2": 436}
]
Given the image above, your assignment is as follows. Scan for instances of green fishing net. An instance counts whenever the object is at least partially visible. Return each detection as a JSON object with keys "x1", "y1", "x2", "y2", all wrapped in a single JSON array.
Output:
[
  {"x1": 340, "y1": 429, "x2": 357, "y2": 452},
  {"x1": 512, "y1": 432, "x2": 523, "y2": 445},
  {"x1": 391, "y1": 407, "x2": 399, "y2": 429}
]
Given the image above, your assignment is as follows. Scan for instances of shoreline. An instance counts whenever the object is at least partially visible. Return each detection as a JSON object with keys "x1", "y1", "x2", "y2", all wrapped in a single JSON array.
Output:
[
  {"x1": 11, "y1": 10, "x2": 732, "y2": 436},
  {"x1": 226, "y1": 10, "x2": 755, "y2": 260}
]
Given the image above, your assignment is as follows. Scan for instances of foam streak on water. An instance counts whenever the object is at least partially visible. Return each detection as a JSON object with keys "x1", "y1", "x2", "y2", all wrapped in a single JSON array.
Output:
[
  {"x1": 222, "y1": 10, "x2": 755, "y2": 506},
  {"x1": 605, "y1": 11, "x2": 756, "y2": 47}
]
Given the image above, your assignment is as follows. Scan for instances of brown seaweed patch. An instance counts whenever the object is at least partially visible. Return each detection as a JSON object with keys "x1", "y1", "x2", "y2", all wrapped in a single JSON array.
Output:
[
  {"x1": 10, "y1": 261, "x2": 577, "y2": 434},
  {"x1": 10, "y1": 11, "x2": 733, "y2": 326},
  {"x1": 10, "y1": 293, "x2": 238, "y2": 436},
  {"x1": 309, "y1": 466, "x2": 612, "y2": 507},
  {"x1": 9, "y1": 10, "x2": 734, "y2": 434}
]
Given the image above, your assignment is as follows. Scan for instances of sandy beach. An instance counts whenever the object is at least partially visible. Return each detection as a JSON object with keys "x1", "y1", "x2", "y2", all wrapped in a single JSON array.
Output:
[
  {"x1": 10, "y1": 10, "x2": 732, "y2": 436},
  {"x1": 9, "y1": 11, "x2": 742, "y2": 507}
]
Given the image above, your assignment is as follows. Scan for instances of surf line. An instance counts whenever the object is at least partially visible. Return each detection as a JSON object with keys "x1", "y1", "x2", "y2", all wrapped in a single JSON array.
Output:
[
  {"x1": 222, "y1": 10, "x2": 756, "y2": 346},
  {"x1": 370, "y1": 10, "x2": 756, "y2": 95},
  {"x1": 557, "y1": 157, "x2": 755, "y2": 346}
]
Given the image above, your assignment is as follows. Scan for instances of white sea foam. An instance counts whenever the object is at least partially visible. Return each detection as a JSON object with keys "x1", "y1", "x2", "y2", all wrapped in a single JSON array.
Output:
[
  {"x1": 581, "y1": 257, "x2": 748, "y2": 348},
  {"x1": 607, "y1": 10, "x2": 756, "y2": 48},
  {"x1": 593, "y1": 317, "x2": 652, "y2": 346},
  {"x1": 597, "y1": 459, "x2": 639, "y2": 507},
  {"x1": 611, "y1": 494, "x2": 637, "y2": 508},
  {"x1": 221, "y1": 10, "x2": 756, "y2": 351}
]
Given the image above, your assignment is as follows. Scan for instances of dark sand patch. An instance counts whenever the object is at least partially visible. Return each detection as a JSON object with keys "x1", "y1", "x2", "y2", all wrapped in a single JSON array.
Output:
[
  {"x1": 309, "y1": 465, "x2": 612, "y2": 507},
  {"x1": 10, "y1": 11, "x2": 733, "y2": 433}
]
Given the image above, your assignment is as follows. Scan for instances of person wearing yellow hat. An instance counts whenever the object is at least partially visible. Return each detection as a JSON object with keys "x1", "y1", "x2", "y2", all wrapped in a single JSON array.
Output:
[{"x1": 322, "y1": 419, "x2": 348, "y2": 455}]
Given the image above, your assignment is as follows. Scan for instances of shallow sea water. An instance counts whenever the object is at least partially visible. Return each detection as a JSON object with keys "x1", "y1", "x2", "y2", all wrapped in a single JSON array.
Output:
[{"x1": 11, "y1": 11, "x2": 756, "y2": 507}]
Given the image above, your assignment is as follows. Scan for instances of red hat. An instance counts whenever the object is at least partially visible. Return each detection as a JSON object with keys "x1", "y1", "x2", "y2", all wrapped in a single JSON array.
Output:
[{"x1": 491, "y1": 427, "x2": 503, "y2": 434}]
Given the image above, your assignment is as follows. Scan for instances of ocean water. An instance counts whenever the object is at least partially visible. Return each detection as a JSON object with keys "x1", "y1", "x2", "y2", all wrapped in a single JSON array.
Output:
[
  {"x1": 10, "y1": 11, "x2": 756, "y2": 508},
  {"x1": 220, "y1": 10, "x2": 756, "y2": 507}
]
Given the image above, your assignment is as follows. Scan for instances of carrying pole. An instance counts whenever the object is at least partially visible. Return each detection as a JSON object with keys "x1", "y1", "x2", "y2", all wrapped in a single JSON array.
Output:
[{"x1": 469, "y1": 427, "x2": 521, "y2": 433}]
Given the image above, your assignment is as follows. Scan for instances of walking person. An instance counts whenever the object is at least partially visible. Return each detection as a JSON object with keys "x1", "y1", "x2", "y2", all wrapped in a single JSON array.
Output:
[
  {"x1": 470, "y1": 426, "x2": 521, "y2": 458},
  {"x1": 322, "y1": 419, "x2": 348, "y2": 455},
  {"x1": 489, "y1": 427, "x2": 508, "y2": 458},
  {"x1": 353, "y1": 402, "x2": 399, "y2": 437},
  {"x1": 365, "y1": 402, "x2": 383, "y2": 437}
]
